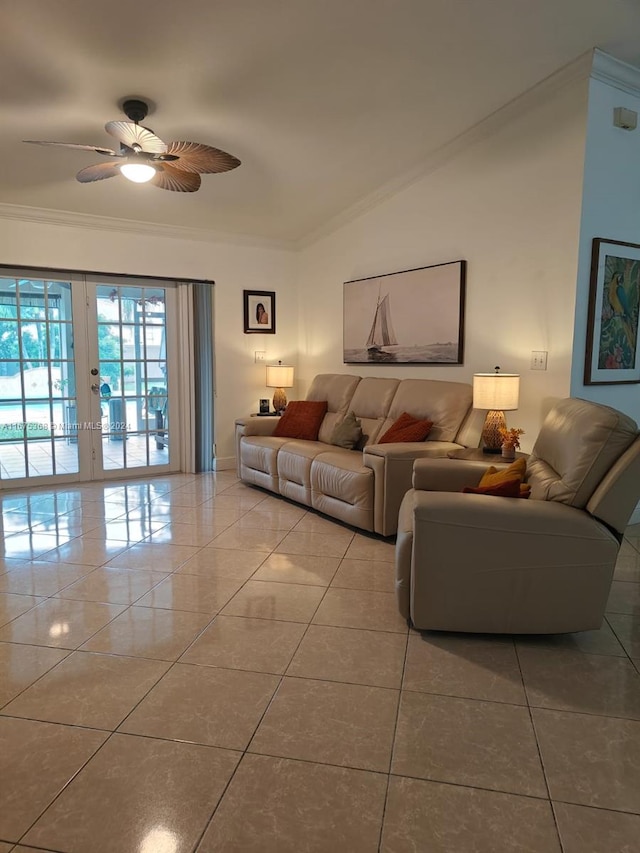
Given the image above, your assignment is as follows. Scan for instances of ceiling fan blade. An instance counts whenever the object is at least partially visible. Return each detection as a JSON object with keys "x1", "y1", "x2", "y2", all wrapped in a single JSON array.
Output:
[
  {"x1": 23, "y1": 140, "x2": 118, "y2": 156},
  {"x1": 165, "y1": 141, "x2": 241, "y2": 174},
  {"x1": 105, "y1": 121, "x2": 167, "y2": 153},
  {"x1": 76, "y1": 162, "x2": 122, "y2": 183},
  {"x1": 151, "y1": 163, "x2": 201, "y2": 192}
]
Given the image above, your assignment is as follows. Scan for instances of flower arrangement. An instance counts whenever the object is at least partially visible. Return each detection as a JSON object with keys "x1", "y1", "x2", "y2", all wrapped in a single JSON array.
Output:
[{"x1": 499, "y1": 427, "x2": 524, "y2": 449}]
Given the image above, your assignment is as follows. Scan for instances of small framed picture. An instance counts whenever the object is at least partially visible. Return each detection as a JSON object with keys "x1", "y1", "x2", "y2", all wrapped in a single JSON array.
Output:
[
  {"x1": 259, "y1": 398, "x2": 270, "y2": 414},
  {"x1": 584, "y1": 238, "x2": 640, "y2": 385},
  {"x1": 244, "y1": 290, "x2": 276, "y2": 334}
]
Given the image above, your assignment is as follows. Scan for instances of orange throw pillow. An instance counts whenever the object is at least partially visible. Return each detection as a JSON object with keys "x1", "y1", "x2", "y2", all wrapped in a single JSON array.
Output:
[
  {"x1": 478, "y1": 458, "x2": 527, "y2": 488},
  {"x1": 379, "y1": 412, "x2": 433, "y2": 444},
  {"x1": 462, "y1": 479, "x2": 521, "y2": 498},
  {"x1": 273, "y1": 400, "x2": 328, "y2": 440}
]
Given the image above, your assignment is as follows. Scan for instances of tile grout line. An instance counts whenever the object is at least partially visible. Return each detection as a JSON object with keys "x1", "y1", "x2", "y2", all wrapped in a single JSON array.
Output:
[
  {"x1": 376, "y1": 618, "x2": 410, "y2": 853},
  {"x1": 513, "y1": 641, "x2": 565, "y2": 853}
]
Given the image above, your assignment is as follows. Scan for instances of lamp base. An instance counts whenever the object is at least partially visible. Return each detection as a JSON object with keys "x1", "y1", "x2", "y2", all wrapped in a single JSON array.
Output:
[
  {"x1": 272, "y1": 388, "x2": 287, "y2": 414},
  {"x1": 481, "y1": 410, "x2": 506, "y2": 452}
]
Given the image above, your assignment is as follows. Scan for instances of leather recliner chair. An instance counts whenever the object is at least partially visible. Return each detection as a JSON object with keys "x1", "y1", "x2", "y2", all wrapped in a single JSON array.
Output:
[{"x1": 396, "y1": 397, "x2": 640, "y2": 634}]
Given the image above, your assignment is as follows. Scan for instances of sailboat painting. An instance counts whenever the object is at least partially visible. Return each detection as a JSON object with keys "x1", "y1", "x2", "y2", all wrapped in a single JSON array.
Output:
[
  {"x1": 365, "y1": 292, "x2": 398, "y2": 360},
  {"x1": 343, "y1": 261, "x2": 466, "y2": 364}
]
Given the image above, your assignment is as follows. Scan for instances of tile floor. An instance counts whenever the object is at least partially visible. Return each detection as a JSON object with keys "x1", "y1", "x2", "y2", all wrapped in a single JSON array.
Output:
[{"x1": 0, "y1": 472, "x2": 639, "y2": 852}]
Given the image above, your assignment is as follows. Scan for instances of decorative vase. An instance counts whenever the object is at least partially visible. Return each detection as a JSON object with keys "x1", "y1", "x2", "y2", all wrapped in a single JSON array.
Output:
[{"x1": 501, "y1": 443, "x2": 516, "y2": 460}]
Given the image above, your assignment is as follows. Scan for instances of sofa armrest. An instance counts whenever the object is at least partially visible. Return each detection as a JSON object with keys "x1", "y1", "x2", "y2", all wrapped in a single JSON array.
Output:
[
  {"x1": 405, "y1": 490, "x2": 619, "y2": 632},
  {"x1": 235, "y1": 416, "x2": 281, "y2": 437},
  {"x1": 235, "y1": 416, "x2": 281, "y2": 476},
  {"x1": 363, "y1": 441, "x2": 463, "y2": 536}
]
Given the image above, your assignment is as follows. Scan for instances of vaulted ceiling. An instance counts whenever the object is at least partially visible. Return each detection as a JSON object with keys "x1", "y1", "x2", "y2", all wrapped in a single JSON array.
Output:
[{"x1": 2, "y1": 0, "x2": 640, "y2": 244}]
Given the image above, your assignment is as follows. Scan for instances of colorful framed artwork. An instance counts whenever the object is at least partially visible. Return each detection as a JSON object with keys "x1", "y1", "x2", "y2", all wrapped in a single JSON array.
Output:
[
  {"x1": 244, "y1": 289, "x2": 276, "y2": 334},
  {"x1": 343, "y1": 261, "x2": 466, "y2": 364},
  {"x1": 584, "y1": 238, "x2": 640, "y2": 385}
]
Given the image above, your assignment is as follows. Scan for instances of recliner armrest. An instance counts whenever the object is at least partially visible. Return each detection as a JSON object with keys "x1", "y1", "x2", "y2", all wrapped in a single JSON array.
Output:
[
  {"x1": 410, "y1": 490, "x2": 616, "y2": 539},
  {"x1": 412, "y1": 457, "x2": 488, "y2": 491}
]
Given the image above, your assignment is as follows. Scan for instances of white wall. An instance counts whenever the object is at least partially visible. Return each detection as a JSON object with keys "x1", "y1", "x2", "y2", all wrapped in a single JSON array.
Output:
[
  {"x1": 0, "y1": 217, "x2": 298, "y2": 466},
  {"x1": 571, "y1": 64, "x2": 640, "y2": 426},
  {"x1": 297, "y1": 78, "x2": 589, "y2": 452}
]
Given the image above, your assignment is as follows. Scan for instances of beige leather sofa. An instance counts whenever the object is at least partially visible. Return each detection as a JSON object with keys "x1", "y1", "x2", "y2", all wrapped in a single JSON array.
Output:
[
  {"x1": 396, "y1": 397, "x2": 640, "y2": 633},
  {"x1": 236, "y1": 373, "x2": 482, "y2": 536}
]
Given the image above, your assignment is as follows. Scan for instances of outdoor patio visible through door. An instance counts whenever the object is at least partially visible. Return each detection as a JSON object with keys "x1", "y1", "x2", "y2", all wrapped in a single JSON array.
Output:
[{"x1": 0, "y1": 270, "x2": 180, "y2": 488}]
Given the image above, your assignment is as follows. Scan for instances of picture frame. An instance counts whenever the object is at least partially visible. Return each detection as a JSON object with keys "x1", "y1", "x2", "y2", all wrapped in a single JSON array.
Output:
[
  {"x1": 343, "y1": 261, "x2": 466, "y2": 364},
  {"x1": 244, "y1": 290, "x2": 276, "y2": 334},
  {"x1": 584, "y1": 238, "x2": 640, "y2": 385}
]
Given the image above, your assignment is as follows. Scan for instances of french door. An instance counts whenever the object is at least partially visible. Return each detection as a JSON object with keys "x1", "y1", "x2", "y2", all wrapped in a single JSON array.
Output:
[{"x1": 0, "y1": 270, "x2": 180, "y2": 488}]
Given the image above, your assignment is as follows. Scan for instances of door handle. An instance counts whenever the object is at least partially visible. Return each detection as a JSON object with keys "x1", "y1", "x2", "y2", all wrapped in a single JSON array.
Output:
[{"x1": 91, "y1": 383, "x2": 100, "y2": 394}]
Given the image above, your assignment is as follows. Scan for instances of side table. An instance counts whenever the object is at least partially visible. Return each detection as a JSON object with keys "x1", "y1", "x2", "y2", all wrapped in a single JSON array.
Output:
[{"x1": 447, "y1": 448, "x2": 528, "y2": 464}]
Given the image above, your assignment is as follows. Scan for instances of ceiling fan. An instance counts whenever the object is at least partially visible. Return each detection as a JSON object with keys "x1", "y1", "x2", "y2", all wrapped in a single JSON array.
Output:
[{"x1": 23, "y1": 99, "x2": 241, "y2": 192}]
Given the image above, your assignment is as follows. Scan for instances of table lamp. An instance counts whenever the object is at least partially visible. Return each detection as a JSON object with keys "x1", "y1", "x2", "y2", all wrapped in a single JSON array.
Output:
[
  {"x1": 266, "y1": 361, "x2": 294, "y2": 414},
  {"x1": 473, "y1": 367, "x2": 520, "y2": 453}
]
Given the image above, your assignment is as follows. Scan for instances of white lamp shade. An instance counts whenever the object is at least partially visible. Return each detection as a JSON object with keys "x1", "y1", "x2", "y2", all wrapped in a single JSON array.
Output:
[
  {"x1": 266, "y1": 364, "x2": 294, "y2": 388},
  {"x1": 473, "y1": 373, "x2": 520, "y2": 411}
]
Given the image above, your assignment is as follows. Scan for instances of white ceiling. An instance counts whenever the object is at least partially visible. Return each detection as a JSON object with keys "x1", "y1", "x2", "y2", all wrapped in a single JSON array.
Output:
[{"x1": 2, "y1": 0, "x2": 640, "y2": 244}]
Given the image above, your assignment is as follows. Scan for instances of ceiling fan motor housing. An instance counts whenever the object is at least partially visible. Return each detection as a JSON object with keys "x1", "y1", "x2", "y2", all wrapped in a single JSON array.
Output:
[{"x1": 122, "y1": 99, "x2": 149, "y2": 124}]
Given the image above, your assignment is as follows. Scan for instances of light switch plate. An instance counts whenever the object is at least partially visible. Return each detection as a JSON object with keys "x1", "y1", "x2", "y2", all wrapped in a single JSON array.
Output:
[
  {"x1": 255, "y1": 351, "x2": 266, "y2": 363},
  {"x1": 531, "y1": 351, "x2": 548, "y2": 370}
]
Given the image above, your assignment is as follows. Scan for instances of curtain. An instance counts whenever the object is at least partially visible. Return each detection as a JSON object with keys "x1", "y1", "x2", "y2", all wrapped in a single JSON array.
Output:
[{"x1": 192, "y1": 283, "x2": 215, "y2": 472}]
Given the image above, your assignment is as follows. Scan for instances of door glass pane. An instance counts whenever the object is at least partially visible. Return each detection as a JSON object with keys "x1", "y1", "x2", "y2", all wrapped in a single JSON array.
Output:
[
  {"x1": 95, "y1": 284, "x2": 169, "y2": 473},
  {"x1": 0, "y1": 277, "x2": 78, "y2": 481}
]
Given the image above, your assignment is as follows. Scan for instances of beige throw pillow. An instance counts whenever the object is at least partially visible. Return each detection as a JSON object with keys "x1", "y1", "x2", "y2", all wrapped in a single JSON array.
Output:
[{"x1": 330, "y1": 411, "x2": 363, "y2": 449}]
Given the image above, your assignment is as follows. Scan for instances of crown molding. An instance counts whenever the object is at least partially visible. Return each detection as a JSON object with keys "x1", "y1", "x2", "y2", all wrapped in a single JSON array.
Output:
[
  {"x1": 590, "y1": 48, "x2": 640, "y2": 97},
  {"x1": 298, "y1": 51, "x2": 594, "y2": 249},
  {"x1": 0, "y1": 202, "x2": 295, "y2": 252}
]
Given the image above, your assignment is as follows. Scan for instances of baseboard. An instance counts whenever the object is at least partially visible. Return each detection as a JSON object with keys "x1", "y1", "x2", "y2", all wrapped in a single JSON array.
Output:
[{"x1": 214, "y1": 456, "x2": 236, "y2": 471}]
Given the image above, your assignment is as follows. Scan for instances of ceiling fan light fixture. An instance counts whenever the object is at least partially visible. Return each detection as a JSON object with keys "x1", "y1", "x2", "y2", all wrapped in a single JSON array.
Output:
[{"x1": 119, "y1": 161, "x2": 156, "y2": 183}]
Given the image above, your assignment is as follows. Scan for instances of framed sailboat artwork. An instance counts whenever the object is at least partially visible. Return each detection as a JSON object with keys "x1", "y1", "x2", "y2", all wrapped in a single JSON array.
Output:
[{"x1": 343, "y1": 261, "x2": 466, "y2": 364}]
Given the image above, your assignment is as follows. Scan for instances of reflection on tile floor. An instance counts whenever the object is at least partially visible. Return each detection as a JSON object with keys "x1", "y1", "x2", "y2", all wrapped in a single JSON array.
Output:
[{"x1": 0, "y1": 474, "x2": 639, "y2": 851}]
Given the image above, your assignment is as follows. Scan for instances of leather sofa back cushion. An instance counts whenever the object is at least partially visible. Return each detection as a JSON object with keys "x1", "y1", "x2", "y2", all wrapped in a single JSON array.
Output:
[
  {"x1": 346, "y1": 377, "x2": 401, "y2": 445},
  {"x1": 382, "y1": 379, "x2": 472, "y2": 442},
  {"x1": 527, "y1": 397, "x2": 638, "y2": 507},
  {"x1": 273, "y1": 401, "x2": 329, "y2": 441},
  {"x1": 379, "y1": 412, "x2": 433, "y2": 443},
  {"x1": 306, "y1": 374, "x2": 361, "y2": 445}
]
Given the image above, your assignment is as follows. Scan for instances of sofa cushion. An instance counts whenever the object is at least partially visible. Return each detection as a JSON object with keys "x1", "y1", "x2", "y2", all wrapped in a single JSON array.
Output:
[
  {"x1": 306, "y1": 374, "x2": 361, "y2": 444},
  {"x1": 527, "y1": 398, "x2": 638, "y2": 508},
  {"x1": 311, "y1": 448, "x2": 375, "y2": 529},
  {"x1": 330, "y1": 411, "x2": 363, "y2": 449},
  {"x1": 379, "y1": 412, "x2": 433, "y2": 444},
  {"x1": 343, "y1": 377, "x2": 400, "y2": 445},
  {"x1": 277, "y1": 440, "x2": 331, "y2": 486},
  {"x1": 381, "y1": 379, "x2": 473, "y2": 442},
  {"x1": 273, "y1": 400, "x2": 328, "y2": 440}
]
